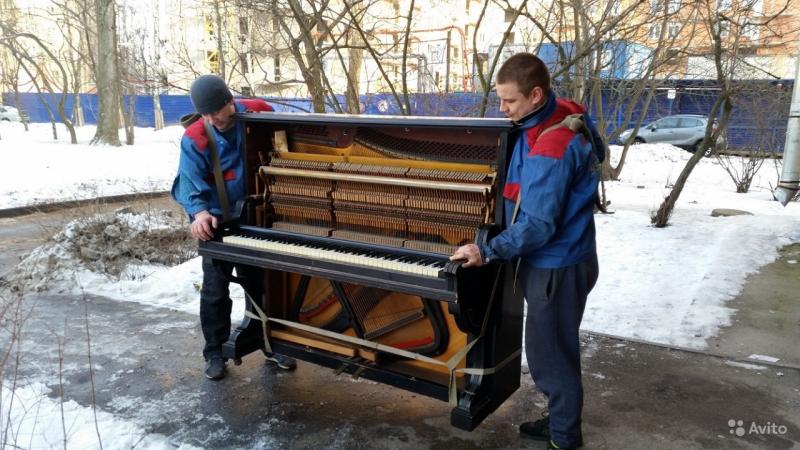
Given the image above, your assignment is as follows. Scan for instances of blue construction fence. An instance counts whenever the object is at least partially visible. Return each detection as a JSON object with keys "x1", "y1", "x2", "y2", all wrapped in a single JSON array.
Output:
[{"x1": 3, "y1": 79, "x2": 793, "y2": 152}]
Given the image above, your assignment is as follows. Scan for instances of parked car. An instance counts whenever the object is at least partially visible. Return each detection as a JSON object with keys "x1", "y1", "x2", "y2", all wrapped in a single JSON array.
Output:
[
  {"x1": 0, "y1": 105, "x2": 23, "y2": 122},
  {"x1": 618, "y1": 114, "x2": 725, "y2": 153}
]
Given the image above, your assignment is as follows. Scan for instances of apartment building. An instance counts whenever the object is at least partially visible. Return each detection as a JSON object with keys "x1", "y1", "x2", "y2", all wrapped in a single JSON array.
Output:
[{"x1": 2, "y1": 0, "x2": 798, "y2": 101}]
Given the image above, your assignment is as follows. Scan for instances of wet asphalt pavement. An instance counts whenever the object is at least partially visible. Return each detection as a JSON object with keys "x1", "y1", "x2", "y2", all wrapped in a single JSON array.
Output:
[{"x1": 1, "y1": 199, "x2": 798, "y2": 449}]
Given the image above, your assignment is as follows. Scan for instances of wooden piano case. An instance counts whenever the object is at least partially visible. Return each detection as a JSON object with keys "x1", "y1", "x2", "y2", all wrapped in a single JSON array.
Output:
[{"x1": 199, "y1": 112, "x2": 523, "y2": 430}]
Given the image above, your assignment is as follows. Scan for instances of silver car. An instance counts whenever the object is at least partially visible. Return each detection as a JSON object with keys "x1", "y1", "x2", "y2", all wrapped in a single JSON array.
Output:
[{"x1": 619, "y1": 114, "x2": 724, "y2": 152}]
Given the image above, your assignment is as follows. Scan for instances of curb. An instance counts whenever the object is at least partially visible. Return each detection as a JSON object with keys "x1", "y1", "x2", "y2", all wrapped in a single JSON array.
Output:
[
  {"x1": 0, "y1": 191, "x2": 171, "y2": 219},
  {"x1": 583, "y1": 330, "x2": 800, "y2": 371}
]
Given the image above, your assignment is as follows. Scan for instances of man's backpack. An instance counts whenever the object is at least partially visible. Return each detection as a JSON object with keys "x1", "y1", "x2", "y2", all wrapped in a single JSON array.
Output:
[
  {"x1": 538, "y1": 113, "x2": 607, "y2": 164},
  {"x1": 180, "y1": 112, "x2": 201, "y2": 129}
]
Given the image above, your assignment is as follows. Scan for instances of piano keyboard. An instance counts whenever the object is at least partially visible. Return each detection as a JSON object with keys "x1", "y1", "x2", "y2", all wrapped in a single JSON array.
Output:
[{"x1": 223, "y1": 234, "x2": 447, "y2": 278}]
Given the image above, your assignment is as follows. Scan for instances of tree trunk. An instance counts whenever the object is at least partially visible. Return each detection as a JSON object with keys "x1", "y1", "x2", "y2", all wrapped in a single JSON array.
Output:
[
  {"x1": 652, "y1": 97, "x2": 733, "y2": 227},
  {"x1": 346, "y1": 33, "x2": 364, "y2": 114},
  {"x1": 91, "y1": 0, "x2": 121, "y2": 146},
  {"x1": 121, "y1": 93, "x2": 134, "y2": 145},
  {"x1": 213, "y1": 0, "x2": 226, "y2": 79},
  {"x1": 302, "y1": 41, "x2": 326, "y2": 113},
  {"x1": 73, "y1": 94, "x2": 85, "y2": 127},
  {"x1": 154, "y1": 93, "x2": 164, "y2": 130}
]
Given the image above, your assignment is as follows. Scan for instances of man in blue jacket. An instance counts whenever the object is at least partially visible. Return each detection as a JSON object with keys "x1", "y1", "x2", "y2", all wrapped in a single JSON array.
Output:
[
  {"x1": 451, "y1": 53, "x2": 600, "y2": 450},
  {"x1": 172, "y1": 74, "x2": 296, "y2": 380}
]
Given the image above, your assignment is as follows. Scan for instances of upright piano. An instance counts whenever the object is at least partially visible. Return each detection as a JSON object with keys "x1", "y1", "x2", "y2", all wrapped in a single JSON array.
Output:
[{"x1": 199, "y1": 112, "x2": 523, "y2": 431}]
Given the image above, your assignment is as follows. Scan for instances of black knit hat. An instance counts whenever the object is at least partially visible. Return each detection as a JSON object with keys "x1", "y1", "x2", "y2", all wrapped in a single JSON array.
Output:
[{"x1": 190, "y1": 74, "x2": 233, "y2": 114}]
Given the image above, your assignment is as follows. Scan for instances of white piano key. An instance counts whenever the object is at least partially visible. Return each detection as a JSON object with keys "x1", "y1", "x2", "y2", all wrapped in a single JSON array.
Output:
[{"x1": 222, "y1": 234, "x2": 443, "y2": 278}]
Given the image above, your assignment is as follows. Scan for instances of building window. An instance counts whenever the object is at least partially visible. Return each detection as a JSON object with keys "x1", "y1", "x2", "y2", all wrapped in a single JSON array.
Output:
[
  {"x1": 666, "y1": 48, "x2": 680, "y2": 60},
  {"x1": 648, "y1": 23, "x2": 660, "y2": 40},
  {"x1": 718, "y1": 0, "x2": 732, "y2": 9},
  {"x1": 274, "y1": 55, "x2": 281, "y2": 81},
  {"x1": 240, "y1": 53, "x2": 249, "y2": 73},
  {"x1": 241, "y1": 86, "x2": 252, "y2": 96},
  {"x1": 452, "y1": 46, "x2": 460, "y2": 60},
  {"x1": 742, "y1": 23, "x2": 759, "y2": 40},
  {"x1": 506, "y1": 32, "x2": 515, "y2": 44},
  {"x1": 609, "y1": 0, "x2": 621, "y2": 16},
  {"x1": 667, "y1": 0, "x2": 681, "y2": 14},
  {"x1": 207, "y1": 51, "x2": 219, "y2": 73},
  {"x1": 239, "y1": 17, "x2": 248, "y2": 35},
  {"x1": 718, "y1": 20, "x2": 730, "y2": 37},
  {"x1": 747, "y1": 0, "x2": 764, "y2": 14},
  {"x1": 504, "y1": 8, "x2": 516, "y2": 22},
  {"x1": 650, "y1": 0, "x2": 660, "y2": 14},
  {"x1": 668, "y1": 22, "x2": 681, "y2": 38},
  {"x1": 601, "y1": 48, "x2": 614, "y2": 68},
  {"x1": 205, "y1": 17, "x2": 214, "y2": 37}
]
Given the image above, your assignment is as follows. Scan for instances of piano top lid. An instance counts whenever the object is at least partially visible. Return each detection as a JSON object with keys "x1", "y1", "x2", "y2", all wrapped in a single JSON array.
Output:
[{"x1": 234, "y1": 111, "x2": 514, "y2": 130}]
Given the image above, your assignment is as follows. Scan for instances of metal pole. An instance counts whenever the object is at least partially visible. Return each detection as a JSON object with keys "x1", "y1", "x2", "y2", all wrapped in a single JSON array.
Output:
[
  {"x1": 775, "y1": 54, "x2": 800, "y2": 206},
  {"x1": 445, "y1": 30, "x2": 452, "y2": 93}
]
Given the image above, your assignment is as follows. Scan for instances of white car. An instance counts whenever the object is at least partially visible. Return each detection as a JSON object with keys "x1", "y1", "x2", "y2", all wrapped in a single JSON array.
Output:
[{"x1": 0, "y1": 105, "x2": 23, "y2": 122}]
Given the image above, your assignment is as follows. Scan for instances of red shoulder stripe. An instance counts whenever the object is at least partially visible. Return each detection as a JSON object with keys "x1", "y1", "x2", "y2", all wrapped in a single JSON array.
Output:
[
  {"x1": 503, "y1": 182, "x2": 520, "y2": 201},
  {"x1": 184, "y1": 119, "x2": 208, "y2": 152},
  {"x1": 237, "y1": 98, "x2": 273, "y2": 112},
  {"x1": 530, "y1": 128, "x2": 577, "y2": 159}
]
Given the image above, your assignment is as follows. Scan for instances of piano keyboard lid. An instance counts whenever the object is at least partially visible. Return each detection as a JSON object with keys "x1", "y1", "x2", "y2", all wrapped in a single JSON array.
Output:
[{"x1": 234, "y1": 111, "x2": 514, "y2": 130}]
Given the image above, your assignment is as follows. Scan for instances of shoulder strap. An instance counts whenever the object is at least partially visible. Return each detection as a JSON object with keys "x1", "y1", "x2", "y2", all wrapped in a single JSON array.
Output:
[{"x1": 203, "y1": 120, "x2": 231, "y2": 222}]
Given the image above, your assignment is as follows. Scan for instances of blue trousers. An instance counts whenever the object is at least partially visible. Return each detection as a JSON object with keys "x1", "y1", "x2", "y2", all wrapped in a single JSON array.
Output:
[
  {"x1": 519, "y1": 254, "x2": 598, "y2": 448},
  {"x1": 200, "y1": 256, "x2": 263, "y2": 360}
]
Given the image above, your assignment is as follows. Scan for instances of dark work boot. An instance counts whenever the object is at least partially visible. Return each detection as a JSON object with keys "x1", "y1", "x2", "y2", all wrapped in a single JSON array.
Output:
[
  {"x1": 548, "y1": 439, "x2": 581, "y2": 450},
  {"x1": 204, "y1": 356, "x2": 226, "y2": 380},
  {"x1": 520, "y1": 416, "x2": 550, "y2": 441},
  {"x1": 521, "y1": 414, "x2": 583, "y2": 448},
  {"x1": 265, "y1": 352, "x2": 297, "y2": 370}
]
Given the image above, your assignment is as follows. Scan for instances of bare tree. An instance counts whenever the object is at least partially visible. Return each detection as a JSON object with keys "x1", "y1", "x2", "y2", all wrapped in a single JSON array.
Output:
[
  {"x1": 651, "y1": 0, "x2": 789, "y2": 226},
  {"x1": 717, "y1": 82, "x2": 790, "y2": 193},
  {"x1": 0, "y1": 25, "x2": 78, "y2": 143},
  {"x1": 91, "y1": 0, "x2": 121, "y2": 146},
  {"x1": 471, "y1": 0, "x2": 525, "y2": 117},
  {"x1": 51, "y1": 0, "x2": 97, "y2": 128}
]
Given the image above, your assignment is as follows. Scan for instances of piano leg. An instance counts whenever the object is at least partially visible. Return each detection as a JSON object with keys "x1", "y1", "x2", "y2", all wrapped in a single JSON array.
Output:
[
  {"x1": 222, "y1": 263, "x2": 268, "y2": 361},
  {"x1": 450, "y1": 263, "x2": 524, "y2": 431}
]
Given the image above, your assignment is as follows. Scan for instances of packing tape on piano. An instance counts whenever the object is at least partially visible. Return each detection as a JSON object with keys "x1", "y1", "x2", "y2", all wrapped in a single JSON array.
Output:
[
  {"x1": 243, "y1": 267, "x2": 521, "y2": 407},
  {"x1": 245, "y1": 298, "x2": 273, "y2": 355}
]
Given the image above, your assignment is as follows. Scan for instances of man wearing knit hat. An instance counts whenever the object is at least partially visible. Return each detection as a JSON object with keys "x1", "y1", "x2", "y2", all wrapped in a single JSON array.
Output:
[{"x1": 172, "y1": 74, "x2": 297, "y2": 380}]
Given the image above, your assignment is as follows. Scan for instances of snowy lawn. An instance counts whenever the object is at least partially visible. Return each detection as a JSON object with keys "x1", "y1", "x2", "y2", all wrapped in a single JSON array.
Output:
[
  {"x1": 2, "y1": 122, "x2": 798, "y2": 349},
  {"x1": 0, "y1": 122, "x2": 181, "y2": 208}
]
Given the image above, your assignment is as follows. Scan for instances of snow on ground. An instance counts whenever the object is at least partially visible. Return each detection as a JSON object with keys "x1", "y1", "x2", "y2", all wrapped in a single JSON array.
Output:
[
  {"x1": 2, "y1": 122, "x2": 799, "y2": 448},
  {"x1": 2, "y1": 122, "x2": 798, "y2": 348},
  {"x1": 1, "y1": 381, "x2": 201, "y2": 450},
  {"x1": 584, "y1": 145, "x2": 799, "y2": 347},
  {"x1": 0, "y1": 122, "x2": 181, "y2": 208}
]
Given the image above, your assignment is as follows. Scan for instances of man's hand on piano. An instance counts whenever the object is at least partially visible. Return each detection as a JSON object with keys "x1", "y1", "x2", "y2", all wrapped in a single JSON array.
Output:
[
  {"x1": 191, "y1": 210, "x2": 218, "y2": 241},
  {"x1": 450, "y1": 244, "x2": 484, "y2": 268}
]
